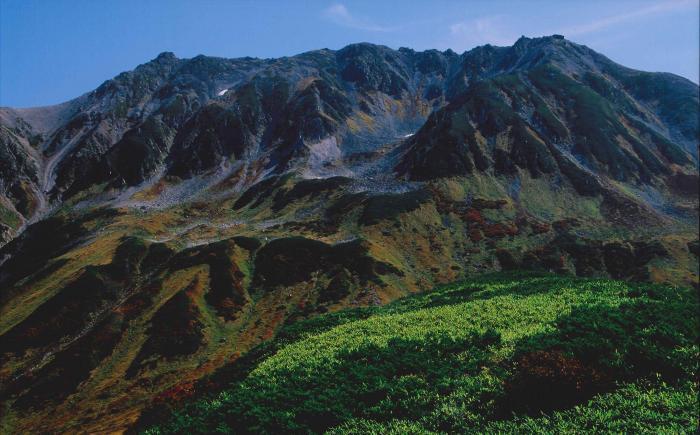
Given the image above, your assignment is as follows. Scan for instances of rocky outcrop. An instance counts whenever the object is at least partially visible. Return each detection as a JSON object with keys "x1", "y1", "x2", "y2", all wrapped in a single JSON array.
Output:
[{"x1": 1, "y1": 37, "x2": 696, "y2": 217}]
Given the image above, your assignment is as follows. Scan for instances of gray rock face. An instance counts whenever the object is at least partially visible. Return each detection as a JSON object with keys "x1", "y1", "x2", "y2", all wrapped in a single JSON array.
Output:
[
  {"x1": 0, "y1": 36, "x2": 697, "y2": 235},
  {"x1": 0, "y1": 123, "x2": 42, "y2": 228},
  {"x1": 397, "y1": 60, "x2": 696, "y2": 187}
]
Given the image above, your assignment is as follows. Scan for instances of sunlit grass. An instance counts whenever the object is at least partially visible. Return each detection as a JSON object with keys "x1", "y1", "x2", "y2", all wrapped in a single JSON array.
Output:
[{"x1": 145, "y1": 273, "x2": 698, "y2": 433}]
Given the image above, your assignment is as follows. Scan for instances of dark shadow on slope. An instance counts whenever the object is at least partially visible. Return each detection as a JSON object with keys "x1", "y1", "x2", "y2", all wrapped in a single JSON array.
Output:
[
  {"x1": 4, "y1": 313, "x2": 125, "y2": 410},
  {"x1": 271, "y1": 176, "x2": 351, "y2": 212},
  {"x1": 0, "y1": 208, "x2": 120, "y2": 295},
  {"x1": 359, "y1": 189, "x2": 431, "y2": 226},
  {"x1": 232, "y1": 175, "x2": 285, "y2": 210},
  {"x1": 0, "y1": 236, "x2": 176, "y2": 409},
  {"x1": 224, "y1": 330, "x2": 502, "y2": 434},
  {"x1": 0, "y1": 267, "x2": 121, "y2": 356},
  {"x1": 252, "y1": 237, "x2": 401, "y2": 294},
  {"x1": 500, "y1": 285, "x2": 698, "y2": 417},
  {"x1": 128, "y1": 306, "x2": 380, "y2": 433},
  {"x1": 167, "y1": 237, "x2": 252, "y2": 320},
  {"x1": 125, "y1": 278, "x2": 204, "y2": 379}
]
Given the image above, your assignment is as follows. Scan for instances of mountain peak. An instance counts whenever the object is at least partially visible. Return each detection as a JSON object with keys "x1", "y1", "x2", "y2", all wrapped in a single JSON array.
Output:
[
  {"x1": 512, "y1": 34, "x2": 570, "y2": 52},
  {"x1": 152, "y1": 51, "x2": 178, "y2": 64},
  {"x1": 156, "y1": 51, "x2": 177, "y2": 59}
]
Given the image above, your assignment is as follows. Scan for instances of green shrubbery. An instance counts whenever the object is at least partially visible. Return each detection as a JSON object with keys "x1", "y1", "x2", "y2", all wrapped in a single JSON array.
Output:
[{"x1": 144, "y1": 273, "x2": 698, "y2": 434}]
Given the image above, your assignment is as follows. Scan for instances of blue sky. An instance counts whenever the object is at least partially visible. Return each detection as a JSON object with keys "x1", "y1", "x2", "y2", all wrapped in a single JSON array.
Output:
[{"x1": 1, "y1": 0, "x2": 698, "y2": 107}]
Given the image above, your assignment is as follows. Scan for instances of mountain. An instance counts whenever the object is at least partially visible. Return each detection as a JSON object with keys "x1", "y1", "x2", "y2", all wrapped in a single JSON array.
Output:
[{"x1": 0, "y1": 36, "x2": 697, "y2": 433}]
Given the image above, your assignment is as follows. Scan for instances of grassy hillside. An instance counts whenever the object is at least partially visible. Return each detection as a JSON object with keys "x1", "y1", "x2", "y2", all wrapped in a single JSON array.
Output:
[
  {"x1": 2, "y1": 171, "x2": 695, "y2": 433},
  {"x1": 141, "y1": 273, "x2": 698, "y2": 433}
]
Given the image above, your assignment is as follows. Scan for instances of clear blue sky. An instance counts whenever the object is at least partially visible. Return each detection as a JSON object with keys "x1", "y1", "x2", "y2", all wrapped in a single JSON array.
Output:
[{"x1": 1, "y1": 0, "x2": 698, "y2": 108}]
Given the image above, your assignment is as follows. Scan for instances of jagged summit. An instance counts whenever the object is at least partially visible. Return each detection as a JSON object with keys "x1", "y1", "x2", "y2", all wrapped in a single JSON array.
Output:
[
  {"x1": 154, "y1": 51, "x2": 178, "y2": 61},
  {"x1": 0, "y1": 36, "x2": 696, "y2": 237}
]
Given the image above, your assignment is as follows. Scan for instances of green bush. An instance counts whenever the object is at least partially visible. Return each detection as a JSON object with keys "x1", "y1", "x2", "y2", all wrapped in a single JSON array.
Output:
[{"x1": 144, "y1": 274, "x2": 698, "y2": 434}]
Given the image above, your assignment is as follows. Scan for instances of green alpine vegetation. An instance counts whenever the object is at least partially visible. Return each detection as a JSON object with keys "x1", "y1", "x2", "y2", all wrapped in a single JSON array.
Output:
[{"x1": 142, "y1": 273, "x2": 699, "y2": 434}]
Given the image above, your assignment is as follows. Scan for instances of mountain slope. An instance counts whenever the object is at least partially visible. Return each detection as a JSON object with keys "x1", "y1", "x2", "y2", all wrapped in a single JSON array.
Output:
[
  {"x1": 0, "y1": 36, "x2": 697, "y2": 433},
  {"x1": 0, "y1": 37, "x2": 695, "y2": 240},
  {"x1": 140, "y1": 274, "x2": 699, "y2": 434}
]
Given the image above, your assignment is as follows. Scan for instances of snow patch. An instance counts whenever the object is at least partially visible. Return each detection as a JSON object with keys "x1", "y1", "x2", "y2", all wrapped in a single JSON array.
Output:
[{"x1": 217, "y1": 89, "x2": 228, "y2": 96}]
